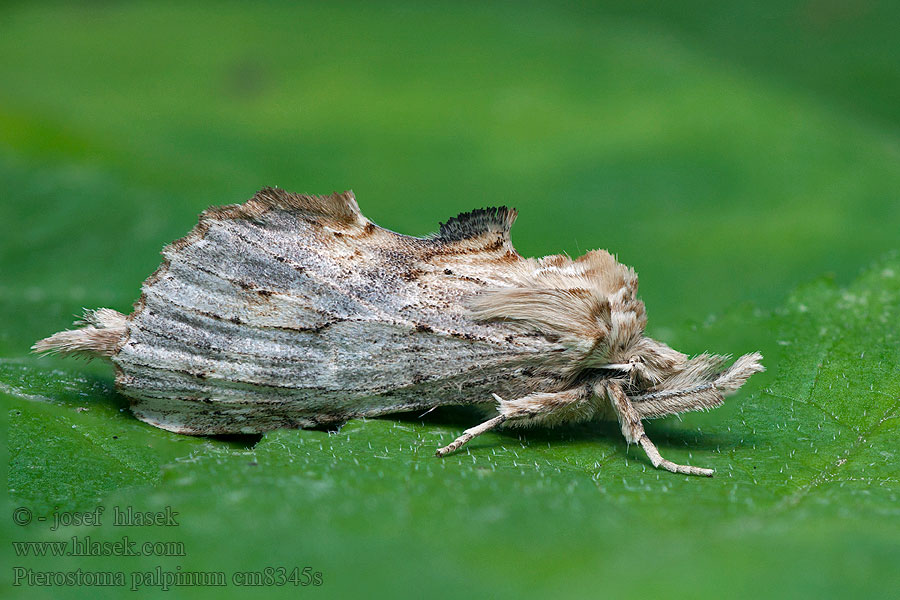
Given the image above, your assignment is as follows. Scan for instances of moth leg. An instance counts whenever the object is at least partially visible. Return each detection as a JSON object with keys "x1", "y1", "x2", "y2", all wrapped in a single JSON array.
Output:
[
  {"x1": 435, "y1": 410, "x2": 508, "y2": 457},
  {"x1": 606, "y1": 382, "x2": 714, "y2": 477},
  {"x1": 435, "y1": 388, "x2": 592, "y2": 457}
]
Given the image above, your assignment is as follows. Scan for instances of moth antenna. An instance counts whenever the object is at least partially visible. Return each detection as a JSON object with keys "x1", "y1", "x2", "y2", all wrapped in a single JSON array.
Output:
[
  {"x1": 713, "y1": 352, "x2": 765, "y2": 392},
  {"x1": 630, "y1": 352, "x2": 765, "y2": 420},
  {"x1": 32, "y1": 308, "x2": 128, "y2": 360}
]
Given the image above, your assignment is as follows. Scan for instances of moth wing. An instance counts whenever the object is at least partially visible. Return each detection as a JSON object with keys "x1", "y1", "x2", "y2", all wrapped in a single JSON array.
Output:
[{"x1": 114, "y1": 189, "x2": 557, "y2": 433}]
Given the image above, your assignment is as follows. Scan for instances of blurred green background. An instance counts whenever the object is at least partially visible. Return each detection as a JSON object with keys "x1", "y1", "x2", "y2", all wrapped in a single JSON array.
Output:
[{"x1": 2, "y1": 1, "x2": 898, "y2": 599}]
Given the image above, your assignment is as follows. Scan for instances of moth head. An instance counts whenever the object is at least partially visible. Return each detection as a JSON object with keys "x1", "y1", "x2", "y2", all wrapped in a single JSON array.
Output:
[{"x1": 599, "y1": 336, "x2": 687, "y2": 388}]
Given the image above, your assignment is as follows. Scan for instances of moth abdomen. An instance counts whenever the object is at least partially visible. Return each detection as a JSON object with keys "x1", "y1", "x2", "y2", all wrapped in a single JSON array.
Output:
[{"x1": 32, "y1": 308, "x2": 128, "y2": 360}]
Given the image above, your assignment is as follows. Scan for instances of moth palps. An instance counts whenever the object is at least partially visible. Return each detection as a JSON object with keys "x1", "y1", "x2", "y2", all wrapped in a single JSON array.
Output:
[{"x1": 34, "y1": 188, "x2": 763, "y2": 476}]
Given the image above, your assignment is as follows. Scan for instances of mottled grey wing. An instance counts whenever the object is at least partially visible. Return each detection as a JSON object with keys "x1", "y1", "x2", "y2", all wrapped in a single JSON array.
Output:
[{"x1": 114, "y1": 188, "x2": 556, "y2": 434}]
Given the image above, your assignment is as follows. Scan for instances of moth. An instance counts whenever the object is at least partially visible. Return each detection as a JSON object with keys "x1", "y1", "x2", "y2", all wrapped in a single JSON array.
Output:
[{"x1": 35, "y1": 188, "x2": 763, "y2": 476}]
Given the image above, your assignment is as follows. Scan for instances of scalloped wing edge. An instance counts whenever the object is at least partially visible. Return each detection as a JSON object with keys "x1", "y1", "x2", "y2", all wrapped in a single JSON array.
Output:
[{"x1": 168, "y1": 187, "x2": 366, "y2": 252}]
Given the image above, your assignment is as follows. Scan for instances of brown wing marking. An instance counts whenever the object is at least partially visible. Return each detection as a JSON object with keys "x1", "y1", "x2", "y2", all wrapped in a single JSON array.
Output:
[
  {"x1": 133, "y1": 188, "x2": 367, "y2": 313},
  {"x1": 168, "y1": 187, "x2": 366, "y2": 253}
]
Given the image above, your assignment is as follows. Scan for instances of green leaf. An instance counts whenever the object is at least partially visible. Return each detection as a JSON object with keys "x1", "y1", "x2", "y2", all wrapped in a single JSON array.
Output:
[
  {"x1": 3, "y1": 3, "x2": 900, "y2": 598},
  {"x1": 6, "y1": 253, "x2": 898, "y2": 599}
]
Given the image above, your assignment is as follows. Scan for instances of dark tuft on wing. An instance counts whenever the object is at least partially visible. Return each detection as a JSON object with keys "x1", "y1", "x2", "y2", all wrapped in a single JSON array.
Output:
[{"x1": 435, "y1": 207, "x2": 517, "y2": 243}]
